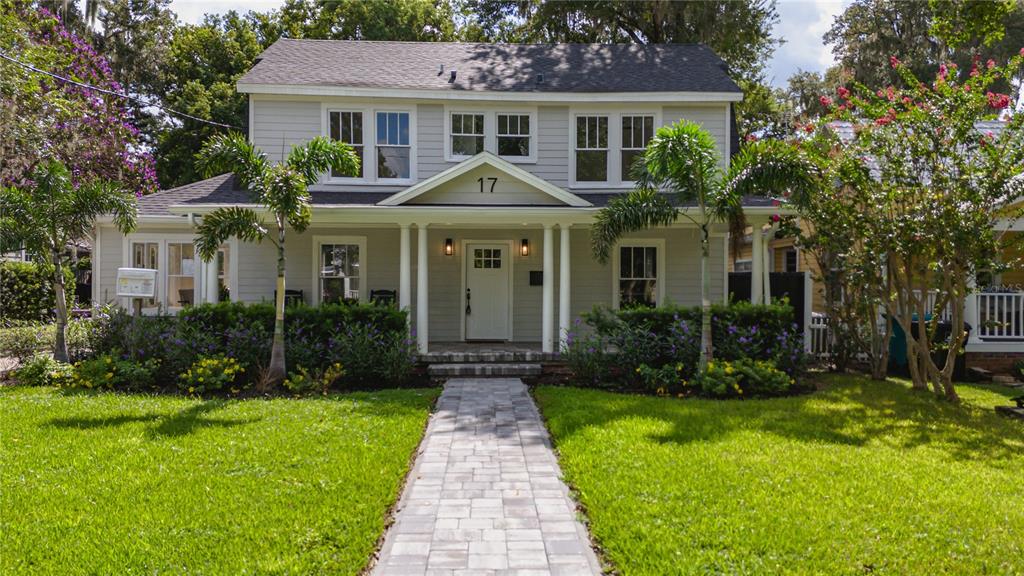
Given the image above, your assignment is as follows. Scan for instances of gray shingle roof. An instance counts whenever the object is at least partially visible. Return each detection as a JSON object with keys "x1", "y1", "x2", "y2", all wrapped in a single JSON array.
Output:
[
  {"x1": 237, "y1": 39, "x2": 741, "y2": 94},
  {"x1": 140, "y1": 174, "x2": 777, "y2": 216}
]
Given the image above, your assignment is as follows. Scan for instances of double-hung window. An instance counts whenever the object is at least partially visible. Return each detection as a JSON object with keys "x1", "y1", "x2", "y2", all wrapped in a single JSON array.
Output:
[
  {"x1": 617, "y1": 244, "x2": 659, "y2": 308},
  {"x1": 451, "y1": 113, "x2": 485, "y2": 157},
  {"x1": 497, "y1": 114, "x2": 530, "y2": 157},
  {"x1": 575, "y1": 115, "x2": 608, "y2": 182},
  {"x1": 319, "y1": 243, "x2": 361, "y2": 303},
  {"x1": 166, "y1": 242, "x2": 196, "y2": 307},
  {"x1": 131, "y1": 241, "x2": 159, "y2": 308},
  {"x1": 329, "y1": 111, "x2": 364, "y2": 178},
  {"x1": 620, "y1": 115, "x2": 654, "y2": 181},
  {"x1": 376, "y1": 111, "x2": 411, "y2": 179}
]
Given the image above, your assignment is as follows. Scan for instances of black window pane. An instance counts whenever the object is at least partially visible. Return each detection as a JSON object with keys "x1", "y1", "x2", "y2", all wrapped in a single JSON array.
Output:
[
  {"x1": 597, "y1": 117, "x2": 608, "y2": 148},
  {"x1": 520, "y1": 115, "x2": 529, "y2": 135},
  {"x1": 576, "y1": 151, "x2": 607, "y2": 181},
  {"x1": 498, "y1": 114, "x2": 508, "y2": 134},
  {"x1": 621, "y1": 150, "x2": 642, "y2": 181},
  {"x1": 498, "y1": 136, "x2": 529, "y2": 156},
  {"x1": 620, "y1": 246, "x2": 631, "y2": 278},
  {"x1": 576, "y1": 117, "x2": 587, "y2": 148},
  {"x1": 330, "y1": 112, "x2": 340, "y2": 141},
  {"x1": 378, "y1": 146, "x2": 410, "y2": 179},
  {"x1": 453, "y1": 135, "x2": 483, "y2": 156},
  {"x1": 351, "y1": 113, "x2": 362, "y2": 144}
]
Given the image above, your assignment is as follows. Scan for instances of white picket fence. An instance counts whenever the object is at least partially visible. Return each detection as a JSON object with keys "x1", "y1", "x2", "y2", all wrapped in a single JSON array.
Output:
[{"x1": 809, "y1": 314, "x2": 832, "y2": 359}]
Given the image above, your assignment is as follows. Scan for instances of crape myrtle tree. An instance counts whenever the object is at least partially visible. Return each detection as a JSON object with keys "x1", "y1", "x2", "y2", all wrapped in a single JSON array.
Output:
[
  {"x1": 591, "y1": 120, "x2": 815, "y2": 373},
  {"x1": 828, "y1": 50, "x2": 1024, "y2": 400},
  {"x1": 194, "y1": 133, "x2": 359, "y2": 389},
  {"x1": 779, "y1": 126, "x2": 893, "y2": 379}
]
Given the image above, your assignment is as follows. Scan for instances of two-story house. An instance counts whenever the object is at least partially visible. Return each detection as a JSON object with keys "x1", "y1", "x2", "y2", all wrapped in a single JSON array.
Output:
[{"x1": 91, "y1": 40, "x2": 782, "y2": 354}]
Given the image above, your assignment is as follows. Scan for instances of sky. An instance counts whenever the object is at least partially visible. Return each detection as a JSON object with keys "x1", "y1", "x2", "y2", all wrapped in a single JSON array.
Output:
[{"x1": 167, "y1": 0, "x2": 849, "y2": 88}]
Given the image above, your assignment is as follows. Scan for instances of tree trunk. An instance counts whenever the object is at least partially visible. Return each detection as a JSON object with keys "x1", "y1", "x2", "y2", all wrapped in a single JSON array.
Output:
[
  {"x1": 51, "y1": 248, "x2": 70, "y2": 363},
  {"x1": 698, "y1": 225, "x2": 712, "y2": 373},
  {"x1": 266, "y1": 232, "x2": 287, "y2": 389}
]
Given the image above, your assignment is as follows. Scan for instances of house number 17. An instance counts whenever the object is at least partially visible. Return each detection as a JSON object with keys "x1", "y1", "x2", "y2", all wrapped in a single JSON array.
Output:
[{"x1": 477, "y1": 177, "x2": 498, "y2": 193}]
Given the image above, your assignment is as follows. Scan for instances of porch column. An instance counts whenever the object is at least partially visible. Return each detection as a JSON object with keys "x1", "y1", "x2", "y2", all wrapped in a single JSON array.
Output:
[
  {"x1": 751, "y1": 222, "x2": 764, "y2": 304},
  {"x1": 559, "y1": 224, "x2": 571, "y2": 349},
  {"x1": 762, "y1": 227, "x2": 773, "y2": 305},
  {"x1": 203, "y1": 257, "x2": 218, "y2": 304},
  {"x1": 542, "y1": 224, "x2": 555, "y2": 353},
  {"x1": 399, "y1": 224, "x2": 411, "y2": 313},
  {"x1": 964, "y1": 273, "x2": 979, "y2": 344},
  {"x1": 416, "y1": 224, "x2": 429, "y2": 354}
]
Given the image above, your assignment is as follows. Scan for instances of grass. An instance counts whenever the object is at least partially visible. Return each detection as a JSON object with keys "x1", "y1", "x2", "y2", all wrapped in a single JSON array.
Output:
[
  {"x1": 0, "y1": 385, "x2": 439, "y2": 575},
  {"x1": 535, "y1": 375, "x2": 1024, "y2": 575}
]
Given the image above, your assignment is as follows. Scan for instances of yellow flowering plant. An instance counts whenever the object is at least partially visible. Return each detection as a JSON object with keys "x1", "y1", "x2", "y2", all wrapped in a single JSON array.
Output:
[
  {"x1": 178, "y1": 355, "x2": 244, "y2": 394},
  {"x1": 283, "y1": 362, "x2": 345, "y2": 395},
  {"x1": 695, "y1": 358, "x2": 792, "y2": 398},
  {"x1": 70, "y1": 354, "x2": 160, "y2": 390}
]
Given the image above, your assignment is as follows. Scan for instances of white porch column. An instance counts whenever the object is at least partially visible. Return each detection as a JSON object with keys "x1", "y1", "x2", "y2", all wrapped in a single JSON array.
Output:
[
  {"x1": 964, "y1": 273, "x2": 979, "y2": 344},
  {"x1": 762, "y1": 228, "x2": 773, "y2": 305},
  {"x1": 542, "y1": 224, "x2": 555, "y2": 353},
  {"x1": 399, "y1": 224, "x2": 411, "y2": 313},
  {"x1": 558, "y1": 224, "x2": 571, "y2": 349},
  {"x1": 416, "y1": 224, "x2": 429, "y2": 354},
  {"x1": 203, "y1": 257, "x2": 218, "y2": 304},
  {"x1": 751, "y1": 222, "x2": 764, "y2": 304}
]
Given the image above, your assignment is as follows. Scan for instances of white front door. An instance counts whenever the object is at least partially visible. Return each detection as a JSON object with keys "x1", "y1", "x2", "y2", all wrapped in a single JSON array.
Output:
[{"x1": 465, "y1": 243, "x2": 511, "y2": 340}]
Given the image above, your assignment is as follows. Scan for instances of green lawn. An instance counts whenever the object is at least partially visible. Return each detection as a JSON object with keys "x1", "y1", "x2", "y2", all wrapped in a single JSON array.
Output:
[
  {"x1": 0, "y1": 386, "x2": 439, "y2": 575},
  {"x1": 535, "y1": 376, "x2": 1024, "y2": 575}
]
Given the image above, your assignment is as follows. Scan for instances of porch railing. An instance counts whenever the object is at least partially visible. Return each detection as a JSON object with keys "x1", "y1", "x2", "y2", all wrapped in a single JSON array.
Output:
[
  {"x1": 809, "y1": 314, "x2": 832, "y2": 359},
  {"x1": 977, "y1": 292, "x2": 1024, "y2": 340}
]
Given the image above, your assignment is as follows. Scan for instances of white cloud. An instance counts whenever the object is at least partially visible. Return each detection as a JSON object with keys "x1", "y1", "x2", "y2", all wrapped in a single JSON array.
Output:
[
  {"x1": 767, "y1": 0, "x2": 850, "y2": 87},
  {"x1": 170, "y1": 0, "x2": 285, "y2": 24}
]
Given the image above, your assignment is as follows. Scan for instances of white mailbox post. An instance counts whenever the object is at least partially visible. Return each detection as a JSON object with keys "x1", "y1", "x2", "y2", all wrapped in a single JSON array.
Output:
[{"x1": 116, "y1": 267, "x2": 157, "y2": 316}]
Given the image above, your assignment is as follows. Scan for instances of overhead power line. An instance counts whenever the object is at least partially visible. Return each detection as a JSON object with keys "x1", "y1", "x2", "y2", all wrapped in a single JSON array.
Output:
[{"x1": 0, "y1": 50, "x2": 242, "y2": 130}]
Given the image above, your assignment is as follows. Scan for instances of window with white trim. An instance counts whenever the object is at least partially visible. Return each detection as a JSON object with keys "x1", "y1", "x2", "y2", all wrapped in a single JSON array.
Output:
[
  {"x1": 618, "y1": 245, "x2": 658, "y2": 307},
  {"x1": 319, "y1": 243, "x2": 361, "y2": 303},
  {"x1": 784, "y1": 248, "x2": 798, "y2": 272},
  {"x1": 376, "y1": 111, "x2": 411, "y2": 179},
  {"x1": 167, "y1": 242, "x2": 196, "y2": 307},
  {"x1": 329, "y1": 111, "x2": 364, "y2": 178},
  {"x1": 575, "y1": 115, "x2": 608, "y2": 182},
  {"x1": 497, "y1": 113, "x2": 530, "y2": 157},
  {"x1": 734, "y1": 259, "x2": 752, "y2": 273},
  {"x1": 131, "y1": 241, "x2": 159, "y2": 307},
  {"x1": 451, "y1": 113, "x2": 484, "y2": 157},
  {"x1": 620, "y1": 115, "x2": 654, "y2": 181}
]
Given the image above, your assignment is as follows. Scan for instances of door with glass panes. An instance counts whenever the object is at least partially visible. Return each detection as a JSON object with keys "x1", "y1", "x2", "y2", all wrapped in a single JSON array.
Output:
[{"x1": 465, "y1": 243, "x2": 511, "y2": 340}]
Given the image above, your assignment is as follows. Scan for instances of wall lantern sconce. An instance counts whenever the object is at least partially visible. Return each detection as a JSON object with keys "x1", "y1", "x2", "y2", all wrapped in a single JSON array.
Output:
[
  {"x1": 444, "y1": 238, "x2": 454, "y2": 256},
  {"x1": 520, "y1": 238, "x2": 530, "y2": 257}
]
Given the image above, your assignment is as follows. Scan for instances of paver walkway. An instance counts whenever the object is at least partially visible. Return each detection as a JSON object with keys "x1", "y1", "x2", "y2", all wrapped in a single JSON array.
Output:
[{"x1": 372, "y1": 378, "x2": 601, "y2": 576}]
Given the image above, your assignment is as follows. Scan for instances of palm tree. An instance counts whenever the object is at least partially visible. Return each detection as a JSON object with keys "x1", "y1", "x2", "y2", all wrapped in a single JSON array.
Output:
[
  {"x1": 591, "y1": 121, "x2": 814, "y2": 373},
  {"x1": 0, "y1": 159, "x2": 137, "y2": 362},
  {"x1": 194, "y1": 132, "x2": 359, "y2": 388}
]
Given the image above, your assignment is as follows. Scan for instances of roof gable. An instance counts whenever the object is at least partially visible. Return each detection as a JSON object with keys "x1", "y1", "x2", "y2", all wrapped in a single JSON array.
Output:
[{"x1": 379, "y1": 153, "x2": 591, "y2": 207}]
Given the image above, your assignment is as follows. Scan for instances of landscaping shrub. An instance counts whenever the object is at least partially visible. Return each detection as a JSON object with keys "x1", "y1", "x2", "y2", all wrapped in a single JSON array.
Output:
[
  {"x1": 284, "y1": 362, "x2": 345, "y2": 396},
  {"x1": 565, "y1": 302, "x2": 807, "y2": 394},
  {"x1": 178, "y1": 356, "x2": 245, "y2": 394},
  {"x1": 1014, "y1": 359, "x2": 1024, "y2": 381},
  {"x1": 1, "y1": 316, "x2": 102, "y2": 363},
  {"x1": 0, "y1": 260, "x2": 75, "y2": 322},
  {"x1": 11, "y1": 354, "x2": 74, "y2": 387},
  {"x1": 85, "y1": 301, "x2": 411, "y2": 393},
  {"x1": 70, "y1": 354, "x2": 160, "y2": 390},
  {"x1": 695, "y1": 358, "x2": 793, "y2": 398}
]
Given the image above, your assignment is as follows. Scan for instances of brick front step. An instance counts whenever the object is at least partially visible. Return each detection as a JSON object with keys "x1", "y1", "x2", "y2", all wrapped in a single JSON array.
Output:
[{"x1": 427, "y1": 363, "x2": 543, "y2": 377}]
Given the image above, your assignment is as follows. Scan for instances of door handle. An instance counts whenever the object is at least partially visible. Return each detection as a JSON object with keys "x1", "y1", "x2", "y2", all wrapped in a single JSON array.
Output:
[{"x1": 465, "y1": 288, "x2": 471, "y2": 315}]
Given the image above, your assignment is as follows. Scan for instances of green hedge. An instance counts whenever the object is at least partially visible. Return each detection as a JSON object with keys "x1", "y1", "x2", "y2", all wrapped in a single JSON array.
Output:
[
  {"x1": 178, "y1": 301, "x2": 408, "y2": 336},
  {"x1": 0, "y1": 261, "x2": 76, "y2": 322},
  {"x1": 599, "y1": 300, "x2": 797, "y2": 337}
]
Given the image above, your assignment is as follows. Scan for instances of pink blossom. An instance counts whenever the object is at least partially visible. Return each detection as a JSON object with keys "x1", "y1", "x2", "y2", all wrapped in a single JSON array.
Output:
[
  {"x1": 987, "y1": 59, "x2": 996, "y2": 69},
  {"x1": 837, "y1": 86, "x2": 851, "y2": 100},
  {"x1": 819, "y1": 95, "x2": 833, "y2": 108},
  {"x1": 890, "y1": 56, "x2": 901, "y2": 68}
]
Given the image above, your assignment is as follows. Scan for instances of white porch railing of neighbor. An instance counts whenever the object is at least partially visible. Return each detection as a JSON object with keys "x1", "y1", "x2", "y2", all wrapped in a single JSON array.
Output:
[
  {"x1": 809, "y1": 314, "x2": 832, "y2": 359},
  {"x1": 977, "y1": 292, "x2": 1024, "y2": 340}
]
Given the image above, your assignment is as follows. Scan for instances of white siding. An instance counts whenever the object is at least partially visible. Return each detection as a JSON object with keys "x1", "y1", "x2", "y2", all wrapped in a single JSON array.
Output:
[
  {"x1": 95, "y1": 225, "x2": 123, "y2": 305},
  {"x1": 250, "y1": 99, "x2": 322, "y2": 164}
]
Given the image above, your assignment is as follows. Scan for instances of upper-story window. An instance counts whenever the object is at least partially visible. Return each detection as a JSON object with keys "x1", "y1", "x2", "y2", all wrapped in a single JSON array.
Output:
[
  {"x1": 451, "y1": 113, "x2": 485, "y2": 157},
  {"x1": 575, "y1": 115, "x2": 608, "y2": 182},
  {"x1": 497, "y1": 114, "x2": 530, "y2": 157},
  {"x1": 376, "y1": 111, "x2": 411, "y2": 180},
  {"x1": 621, "y1": 115, "x2": 654, "y2": 181},
  {"x1": 329, "y1": 111, "x2": 363, "y2": 178}
]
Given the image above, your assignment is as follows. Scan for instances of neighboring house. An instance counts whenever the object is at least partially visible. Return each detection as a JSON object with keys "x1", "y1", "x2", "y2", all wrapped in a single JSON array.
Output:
[
  {"x1": 91, "y1": 40, "x2": 785, "y2": 354},
  {"x1": 729, "y1": 120, "x2": 1023, "y2": 370}
]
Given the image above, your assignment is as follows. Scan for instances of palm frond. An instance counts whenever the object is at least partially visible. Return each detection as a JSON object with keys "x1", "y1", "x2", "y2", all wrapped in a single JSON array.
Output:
[
  {"x1": 728, "y1": 139, "x2": 819, "y2": 206},
  {"x1": 591, "y1": 189, "x2": 678, "y2": 263},
  {"x1": 196, "y1": 132, "x2": 268, "y2": 196},
  {"x1": 195, "y1": 207, "x2": 268, "y2": 261},
  {"x1": 638, "y1": 121, "x2": 724, "y2": 206},
  {"x1": 69, "y1": 180, "x2": 138, "y2": 236},
  {"x1": 286, "y1": 136, "x2": 361, "y2": 186}
]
